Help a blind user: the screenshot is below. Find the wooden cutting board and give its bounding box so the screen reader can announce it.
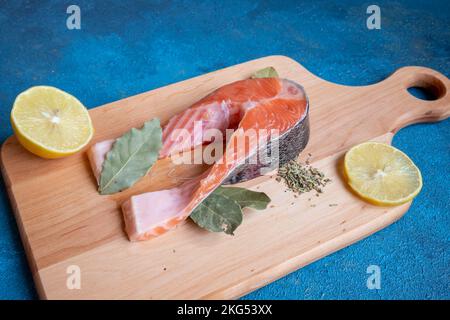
[1,56,449,299]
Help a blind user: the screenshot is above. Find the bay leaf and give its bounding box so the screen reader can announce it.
[190,193,243,235]
[251,66,279,79]
[99,119,162,195]
[214,186,271,210]
[190,186,271,235]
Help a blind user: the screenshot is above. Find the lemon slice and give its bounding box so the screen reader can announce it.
[344,142,422,206]
[11,86,93,159]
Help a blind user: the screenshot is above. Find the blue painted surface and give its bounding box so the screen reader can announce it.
[0,0,448,299]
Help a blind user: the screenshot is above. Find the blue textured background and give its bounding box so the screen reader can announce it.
[0,0,448,299]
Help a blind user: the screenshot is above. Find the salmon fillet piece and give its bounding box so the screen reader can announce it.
[114,78,309,241]
[88,78,284,182]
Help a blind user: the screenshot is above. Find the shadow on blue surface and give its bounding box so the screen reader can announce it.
[0,179,38,299]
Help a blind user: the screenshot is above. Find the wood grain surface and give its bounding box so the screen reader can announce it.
[1,56,449,299]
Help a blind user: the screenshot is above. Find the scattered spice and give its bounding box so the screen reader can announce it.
[329,203,338,207]
[277,160,331,195]
[305,153,313,165]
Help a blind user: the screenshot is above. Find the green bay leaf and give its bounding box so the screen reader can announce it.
[250,66,279,79]
[214,186,271,210]
[190,187,271,235]
[190,193,243,235]
[99,119,162,195]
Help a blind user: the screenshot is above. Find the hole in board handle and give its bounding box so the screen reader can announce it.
[406,74,446,101]
[407,87,438,101]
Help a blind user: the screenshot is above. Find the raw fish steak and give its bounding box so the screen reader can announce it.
[88,77,309,241]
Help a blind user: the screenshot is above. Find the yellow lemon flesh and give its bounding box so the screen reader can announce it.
[344,142,422,206]
[11,86,93,159]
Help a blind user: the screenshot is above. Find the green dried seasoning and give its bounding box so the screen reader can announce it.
[277,159,331,195]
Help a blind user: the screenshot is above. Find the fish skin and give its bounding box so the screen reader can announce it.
[223,114,310,184]
[223,81,309,184]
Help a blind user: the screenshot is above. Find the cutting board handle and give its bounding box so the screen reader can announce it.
[384,66,450,130]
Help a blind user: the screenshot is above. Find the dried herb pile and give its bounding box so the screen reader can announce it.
[276,160,331,195]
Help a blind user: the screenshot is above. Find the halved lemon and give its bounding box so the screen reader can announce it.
[344,142,422,206]
[11,86,93,159]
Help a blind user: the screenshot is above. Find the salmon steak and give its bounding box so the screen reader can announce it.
[87,77,309,241]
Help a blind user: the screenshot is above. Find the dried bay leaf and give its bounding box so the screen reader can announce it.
[251,66,279,79]
[214,186,271,210]
[190,193,243,235]
[190,186,271,235]
[99,119,162,195]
